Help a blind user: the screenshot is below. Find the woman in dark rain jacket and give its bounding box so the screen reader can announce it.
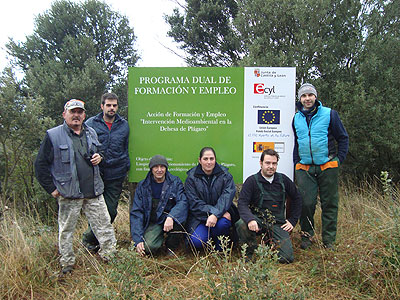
[185,147,237,250]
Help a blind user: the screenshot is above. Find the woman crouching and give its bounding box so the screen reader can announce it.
[185,147,237,251]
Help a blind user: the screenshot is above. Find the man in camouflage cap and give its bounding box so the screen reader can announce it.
[35,99,116,275]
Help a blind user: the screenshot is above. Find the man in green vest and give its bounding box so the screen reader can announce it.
[236,149,302,263]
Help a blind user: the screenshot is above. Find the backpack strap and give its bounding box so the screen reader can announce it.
[253,174,265,208]
[276,173,286,203]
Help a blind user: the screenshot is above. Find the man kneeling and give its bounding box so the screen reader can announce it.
[130,155,188,256]
[236,149,302,263]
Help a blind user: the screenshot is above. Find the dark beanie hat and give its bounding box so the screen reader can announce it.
[149,155,168,169]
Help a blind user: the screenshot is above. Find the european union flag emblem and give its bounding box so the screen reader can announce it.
[258,110,280,124]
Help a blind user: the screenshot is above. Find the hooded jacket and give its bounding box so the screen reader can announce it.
[185,163,237,233]
[130,170,188,245]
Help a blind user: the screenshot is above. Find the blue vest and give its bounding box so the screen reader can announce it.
[47,122,104,198]
[294,103,331,165]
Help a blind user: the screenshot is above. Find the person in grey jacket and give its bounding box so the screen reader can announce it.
[82,92,130,252]
[130,155,187,256]
[35,99,116,275]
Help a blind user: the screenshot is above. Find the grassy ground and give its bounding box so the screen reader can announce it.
[0,180,399,299]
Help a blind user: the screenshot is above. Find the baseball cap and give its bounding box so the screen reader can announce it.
[64,99,86,111]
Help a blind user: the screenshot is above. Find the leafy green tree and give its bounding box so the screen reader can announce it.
[167,0,400,180]
[337,0,400,179]
[167,0,362,82]
[236,0,362,85]
[7,0,138,120]
[0,68,54,201]
[166,0,242,66]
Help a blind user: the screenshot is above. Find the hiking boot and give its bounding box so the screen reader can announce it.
[83,242,100,254]
[61,265,74,275]
[165,248,178,258]
[300,238,312,250]
[244,254,254,263]
[243,250,255,263]
[323,243,335,251]
[278,257,292,264]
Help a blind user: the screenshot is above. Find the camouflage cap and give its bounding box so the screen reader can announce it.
[64,99,86,111]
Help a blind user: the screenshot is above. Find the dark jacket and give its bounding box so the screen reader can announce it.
[238,171,302,227]
[34,122,103,198]
[130,171,188,245]
[86,113,130,180]
[185,163,237,233]
[292,100,349,165]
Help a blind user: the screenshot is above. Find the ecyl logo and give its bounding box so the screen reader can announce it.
[254,83,275,95]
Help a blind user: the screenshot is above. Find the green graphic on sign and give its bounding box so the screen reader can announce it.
[128,67,244,183]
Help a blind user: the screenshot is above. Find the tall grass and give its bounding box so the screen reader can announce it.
[0,205,58,299]
[0,177,398,299]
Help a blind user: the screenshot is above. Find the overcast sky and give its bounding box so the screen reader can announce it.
[0,0,186,71]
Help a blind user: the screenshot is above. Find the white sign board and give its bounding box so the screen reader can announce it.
[243,67,296,180]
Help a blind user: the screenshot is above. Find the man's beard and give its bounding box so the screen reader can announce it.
[105,111,115,119]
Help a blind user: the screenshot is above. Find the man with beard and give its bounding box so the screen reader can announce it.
[236,149,302,263]
[293,83,348,250]
[82,92,130,252]
[35,99,116,275]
